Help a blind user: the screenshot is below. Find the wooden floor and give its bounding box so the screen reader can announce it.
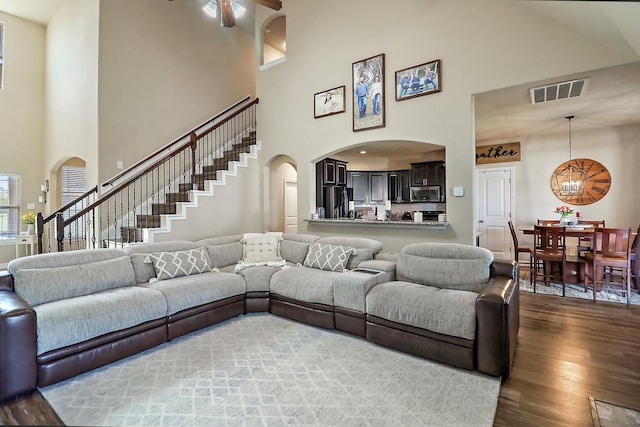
[1,290,639,426]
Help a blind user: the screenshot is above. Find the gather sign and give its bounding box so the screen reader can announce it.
[476,142,521,165]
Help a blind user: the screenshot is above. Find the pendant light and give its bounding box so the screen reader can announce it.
[554,115,586,196]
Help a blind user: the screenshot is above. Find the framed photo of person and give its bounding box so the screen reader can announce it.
[314,85,346,119]
[395,59,441,101]
[352,53,385,132]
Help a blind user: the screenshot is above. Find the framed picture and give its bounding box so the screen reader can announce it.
[314,85,346,119]
[352,53,385,132]
[395,59,441,101]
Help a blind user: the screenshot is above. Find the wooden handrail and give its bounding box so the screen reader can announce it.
[43,185,98,223]
[102,95,252,187]
[65,98,259,227]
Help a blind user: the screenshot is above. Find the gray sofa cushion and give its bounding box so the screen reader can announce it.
[142,271,245,316]
[123,241,201,284]
[366,281,478,340]
[270,266,341,305]
[315,236,383,269]
[206,242,244,269]
[303,242,354,272]
[196,235,243,247]
[397,242,493,293]
[238,265,282,292]
[11,255,136,307]
[144,248,213,280]
[280,233,319,264]
[35,286,167,355]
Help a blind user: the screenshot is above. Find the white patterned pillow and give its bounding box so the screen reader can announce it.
[303,242,354,272]
[241,235,283,263]
[144,248,213,280]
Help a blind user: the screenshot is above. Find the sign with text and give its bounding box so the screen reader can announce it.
[476,142,521,164]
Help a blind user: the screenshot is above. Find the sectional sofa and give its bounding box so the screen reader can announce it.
[0,232,519,402]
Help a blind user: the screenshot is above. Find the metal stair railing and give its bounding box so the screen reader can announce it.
[36,96,259,253]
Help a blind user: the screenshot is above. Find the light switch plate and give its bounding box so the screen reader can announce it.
[453,186,464,197]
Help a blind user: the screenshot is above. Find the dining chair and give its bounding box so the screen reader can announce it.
[584,227,632,305]
[533,225,567,295]
[576,219,605,257]
[629,225,639,291]
[508,220,534,285]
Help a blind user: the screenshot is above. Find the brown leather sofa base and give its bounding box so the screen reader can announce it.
[245,291,270,312]
[270,295,335,329]
[334,307,366,337]
[168,295,244,340]
[37,318,167,387]
[366,315,475,371]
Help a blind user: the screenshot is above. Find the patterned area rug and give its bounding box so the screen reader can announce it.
[589,397,640,427]
[40,314,500,426]
[519,275,640,305]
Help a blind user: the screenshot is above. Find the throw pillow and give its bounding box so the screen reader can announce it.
[303,242,354,272]
[241,235,283,263]
[144,247,213,280]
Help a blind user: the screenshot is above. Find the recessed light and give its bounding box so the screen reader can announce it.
[360,150,367,154]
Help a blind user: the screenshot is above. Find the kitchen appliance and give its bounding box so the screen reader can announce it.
[420,210,445,221]
[323,186,352,218]
[410,185,441,202]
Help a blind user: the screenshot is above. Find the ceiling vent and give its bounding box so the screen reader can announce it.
[529,78,589,104]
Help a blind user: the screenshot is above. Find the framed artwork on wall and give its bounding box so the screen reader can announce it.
[352,53,385,132]
[314,85,346,119]
[395,59,441,101]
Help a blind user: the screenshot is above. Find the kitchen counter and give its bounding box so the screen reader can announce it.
[306,218,448,229]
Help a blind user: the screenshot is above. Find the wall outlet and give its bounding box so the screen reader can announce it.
[569,248,576,256]
[27,203,36,209]
[116,160,124,169]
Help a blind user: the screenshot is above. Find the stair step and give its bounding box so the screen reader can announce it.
[120,226,143,243]
[202,164,227,174]
[165,192,190,204]
[136,214,161,228]
[152,203,177,215]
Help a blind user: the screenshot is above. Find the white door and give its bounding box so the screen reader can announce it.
[476,168,514,260]
[284,180,298,234]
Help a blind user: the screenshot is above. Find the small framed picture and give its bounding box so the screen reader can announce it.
[314,85,346,119]
[352,53,385,132]
[395,59,441,101]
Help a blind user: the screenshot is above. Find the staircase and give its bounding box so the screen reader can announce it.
[37,97,259,253]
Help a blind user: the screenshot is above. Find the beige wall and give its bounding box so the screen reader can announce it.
[97,0,256,183]
[255,0,636,251]
[0,12,45,263]
[44,0,99,212]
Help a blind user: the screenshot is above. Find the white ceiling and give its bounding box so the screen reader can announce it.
[1,0,639,149]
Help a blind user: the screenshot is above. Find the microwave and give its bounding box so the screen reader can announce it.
[410,186,441,202]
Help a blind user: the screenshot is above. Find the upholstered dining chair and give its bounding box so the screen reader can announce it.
[508,220,534,285]
[584,227,633,305]
[576,219,605,257]
[533,225,567,295]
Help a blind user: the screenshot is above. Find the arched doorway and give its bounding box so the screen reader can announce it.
[268,155,297,233]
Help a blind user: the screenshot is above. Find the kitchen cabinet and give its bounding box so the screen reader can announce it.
[316,158,348,206]
[388,170,411,203]
[348,171,388,204]
[336,162,347,185]
[410,161,445,187]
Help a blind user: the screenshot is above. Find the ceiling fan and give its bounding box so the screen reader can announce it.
[169,0,282,28]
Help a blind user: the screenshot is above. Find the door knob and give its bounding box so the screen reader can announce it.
[479,220,484,223]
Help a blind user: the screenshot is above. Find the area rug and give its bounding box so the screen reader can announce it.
[40,313,500,426]
[519,276,640,305]
[589,396,640,427]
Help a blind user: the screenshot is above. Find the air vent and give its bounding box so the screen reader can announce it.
[529,78,589,104]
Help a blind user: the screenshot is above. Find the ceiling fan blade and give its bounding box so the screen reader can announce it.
[253,0,282,11]
[220,0,235,27]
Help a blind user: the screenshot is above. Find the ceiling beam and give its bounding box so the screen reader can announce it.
[253,0,282,11]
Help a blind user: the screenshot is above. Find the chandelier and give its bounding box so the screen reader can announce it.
[554,115,586,196]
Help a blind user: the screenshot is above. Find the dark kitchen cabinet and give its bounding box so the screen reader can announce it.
[316,158,348,206]
[347,171,388,204]
[410,161,445,187]
[336,162,347,185]
[389,170,411,203]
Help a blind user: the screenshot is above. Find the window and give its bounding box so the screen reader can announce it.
[0,22,4,89]
[61,165,87,238]
[0,174,21,239]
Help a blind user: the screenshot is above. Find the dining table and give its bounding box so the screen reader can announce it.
[520,224,597,284]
